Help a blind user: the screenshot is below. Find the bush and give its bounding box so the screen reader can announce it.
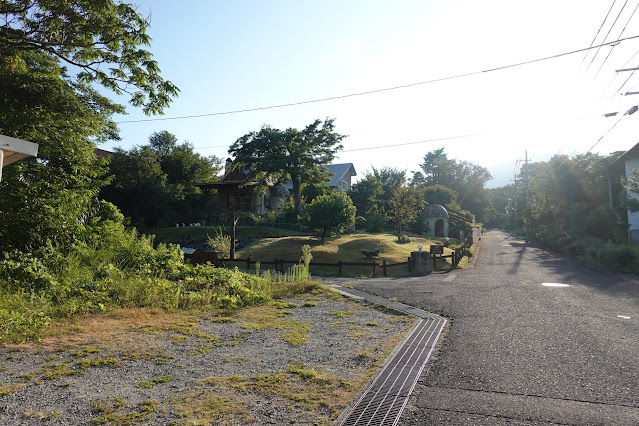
[360,248,381,258]
[396,235,411,244]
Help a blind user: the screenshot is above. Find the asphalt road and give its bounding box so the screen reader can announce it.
[331,230,639,425]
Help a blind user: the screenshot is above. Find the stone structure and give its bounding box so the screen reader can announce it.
[422,204,449,238]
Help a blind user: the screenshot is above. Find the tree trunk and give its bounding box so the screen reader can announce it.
[291,174,302,211]
[321,228,327,242]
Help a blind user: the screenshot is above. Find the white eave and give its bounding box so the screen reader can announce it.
[0,134,39,182]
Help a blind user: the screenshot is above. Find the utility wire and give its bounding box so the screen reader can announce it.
[594,1,639,78]
[579,0,618,71]
[340,133,485,153]
[117,34,639,124]
[585,0,630,74]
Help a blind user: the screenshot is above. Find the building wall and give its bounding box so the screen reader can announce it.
[625,159,639,235]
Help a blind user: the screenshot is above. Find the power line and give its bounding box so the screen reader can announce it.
[116,33,639,124]
[585,0,630,74]
[594,1,639,78]
[579,0,618,71]
[339,133,485,153]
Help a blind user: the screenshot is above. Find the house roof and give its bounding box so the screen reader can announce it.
[608,141,639,172]
[284,163,356,189]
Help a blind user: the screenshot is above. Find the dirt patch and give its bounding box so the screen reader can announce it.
[0,289,415,425]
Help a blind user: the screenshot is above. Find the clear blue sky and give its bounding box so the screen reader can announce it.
[102,0,639,187]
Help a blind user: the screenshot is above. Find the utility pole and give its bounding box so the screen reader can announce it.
[524,150,530,242]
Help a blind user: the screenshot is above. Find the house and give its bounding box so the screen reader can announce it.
[284,163,357,193]
[608,142,639,243]
[197,160,357,214]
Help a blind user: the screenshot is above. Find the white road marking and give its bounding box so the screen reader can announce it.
[617,315,632,319]
[444,274,456,282]
[542,283,570,287]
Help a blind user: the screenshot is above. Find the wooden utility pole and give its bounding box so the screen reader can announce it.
[524,151,530,242]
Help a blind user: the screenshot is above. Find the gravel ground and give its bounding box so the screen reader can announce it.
[0,288,415,425]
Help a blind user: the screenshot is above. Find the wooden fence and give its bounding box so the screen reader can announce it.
[218,255,409,277]
[184,242,472,276]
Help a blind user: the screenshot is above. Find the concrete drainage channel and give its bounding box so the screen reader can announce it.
[327,284,447,426]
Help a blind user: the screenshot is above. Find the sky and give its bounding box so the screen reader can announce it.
[101,0,639,188]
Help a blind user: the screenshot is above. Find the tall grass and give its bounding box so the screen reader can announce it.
[0,221,316,343]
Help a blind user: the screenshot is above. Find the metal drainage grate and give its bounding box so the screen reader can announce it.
[331,285,446,426]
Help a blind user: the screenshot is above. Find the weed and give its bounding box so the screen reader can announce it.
[330,310,352,318]
[72,347,101,358]
[0,384,20,395]
[0,366,7,372]
[137,375,171,389]
[78,356,121,369]
[302,301,316,307]
[40,362,81,380]
[366,322,379,327]
[91,398,159,425]
[223,355,247,364]
[174,389,252,425]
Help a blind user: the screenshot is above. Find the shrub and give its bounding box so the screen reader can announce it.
[396,235,411,244]
[360,248,381,258]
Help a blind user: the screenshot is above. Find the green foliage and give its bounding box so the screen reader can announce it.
[229,118,346,209]
[411,148,492,222]
[101,131,222,228]
[365,206,387,233]
[207,228,234,258]
[301,192,356,242]
[423,184,458,206]
[0,48,122,252]
[349,174,384,216]
[0,0,179,114]
[0,221,276,342]
[387,187,423,239]
[360,248,381,258]
[396,235,412,244]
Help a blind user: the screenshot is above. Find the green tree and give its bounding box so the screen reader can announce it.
[101,131,222,228]
[0,48,122,251]
[348,174,383,216]
[228,118,345,210]
[411,148,492,222]
[387,187,423,240]
[0,0,179,114]
[302,192,356,242]
[422,184,458,207]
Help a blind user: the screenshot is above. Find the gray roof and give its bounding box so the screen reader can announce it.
[285,163,356,189]
[423,204,449,218]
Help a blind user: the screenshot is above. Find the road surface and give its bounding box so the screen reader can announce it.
[333,230,639,425]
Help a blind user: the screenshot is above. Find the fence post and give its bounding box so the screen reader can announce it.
[247,254,252,270]
[280,259,285,273]
[274,258,278,273]
[383,259,387,277]
[373,261,377,278]
[408,256,412,272]
[338,260,342,275]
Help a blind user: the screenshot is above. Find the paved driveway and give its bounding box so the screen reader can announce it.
[330,230,639,425]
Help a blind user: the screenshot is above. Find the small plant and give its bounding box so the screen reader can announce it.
[206,227,234,258]
[302,302,316,308]
[330,310,352,318]
[396,235,411,244]
[366,322,379,327]
[360,248,380,258]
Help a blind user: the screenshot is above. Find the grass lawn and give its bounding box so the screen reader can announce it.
[235,233,457,277]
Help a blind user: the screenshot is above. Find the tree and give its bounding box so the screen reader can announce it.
[101,131,222,228]
[302,192,356,242]
[228,118,345,210]
[411,148,492,221]
[387,187,423,240]
[0,48,122,251]
[349,174,383,216]
[422,184,458,207]
[0,0,178,114]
